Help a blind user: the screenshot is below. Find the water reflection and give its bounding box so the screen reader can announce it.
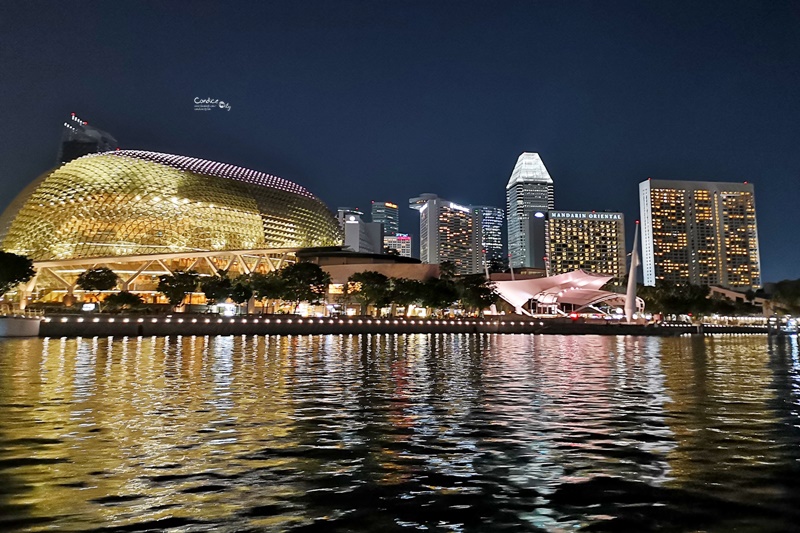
[0,334,798,531]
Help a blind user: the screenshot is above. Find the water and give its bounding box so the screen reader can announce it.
[0,333,798,532]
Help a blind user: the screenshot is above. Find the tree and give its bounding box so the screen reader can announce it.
[772,279,800,314]
[250,271,286,314]
[76,267,119,311]
[420,277,459,317]
[103,291,144,312]
[348,271,392,315]
[157,270,200,310]
[390,278,424,316]
[230,276,254,306]
[438,260,458,280]
[0,251,35,300]
[457,274,497,315]
[279,262,331,312]
[200,272,233,305]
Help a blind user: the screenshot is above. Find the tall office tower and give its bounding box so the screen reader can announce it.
[639,179,761,289]
[506,152,554,269]
[59,113,118,164]
[383,233,413,257]
[409,193,480,275]
[472,206,505,269]
[371,201,399,235]
[545,211,626,278]
[339,209,383,254]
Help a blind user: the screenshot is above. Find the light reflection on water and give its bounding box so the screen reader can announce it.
[0,333,799,532]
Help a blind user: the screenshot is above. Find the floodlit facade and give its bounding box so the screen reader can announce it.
[546,211,626,278]
[472,205,504,268]
[639,179,761,289]
[409,193,479,275]
[0,150,342,301]
[506,152,554,269]
[383,233,413,257]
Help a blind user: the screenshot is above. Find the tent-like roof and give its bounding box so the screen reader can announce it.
[494,269,643,314]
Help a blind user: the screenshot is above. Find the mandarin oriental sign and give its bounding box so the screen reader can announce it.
[549,211,622,220]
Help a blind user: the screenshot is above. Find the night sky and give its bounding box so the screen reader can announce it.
[2,1,799,282]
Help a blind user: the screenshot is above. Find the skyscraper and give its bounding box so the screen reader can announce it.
[545,211,626,278]
[639,179,761,289]
[472,206,505,269]
[410,193,479,275]
[59,113,118,164]
[506,152,554,269]
[371,201,399,236]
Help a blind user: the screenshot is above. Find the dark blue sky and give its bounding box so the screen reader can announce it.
[2,0,799,282]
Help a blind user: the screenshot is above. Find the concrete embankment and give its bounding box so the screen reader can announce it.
[37,314,768,338]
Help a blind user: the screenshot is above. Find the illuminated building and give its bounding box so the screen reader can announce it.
[409,193,479,275]
[472,205,504,268]
[59,113,117,164]
[371,201,399,236]
[639,179,761,289]
[506,152,554,269]
[340,210,383,254]
[383,233,413,257]
[0,150,342,302]
[546,210,626,278]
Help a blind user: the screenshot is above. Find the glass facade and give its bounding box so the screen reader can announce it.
[371,201,399,236]
[639,179,761,289]
[506,153,554,269]
[472,206,505,268]
[0,151,342,262]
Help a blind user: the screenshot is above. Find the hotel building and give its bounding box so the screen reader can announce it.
[409,193,479,275]
[545,210,626,278]
[506,153,554,269]
[639,179,761,289]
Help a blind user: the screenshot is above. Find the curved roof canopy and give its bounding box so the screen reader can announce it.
[494,270,644,314]
[0,151,342,261]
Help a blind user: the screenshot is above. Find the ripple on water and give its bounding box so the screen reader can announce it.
[0,334,799,531]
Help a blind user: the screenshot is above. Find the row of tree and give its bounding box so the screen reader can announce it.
[72,261,498,316]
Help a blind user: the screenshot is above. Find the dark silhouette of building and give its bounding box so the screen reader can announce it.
[59,113,118,164]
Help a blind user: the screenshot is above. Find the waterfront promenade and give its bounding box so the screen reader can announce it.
[38,314,767,337]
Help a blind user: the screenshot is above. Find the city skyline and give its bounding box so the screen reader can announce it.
[2,1,799,282]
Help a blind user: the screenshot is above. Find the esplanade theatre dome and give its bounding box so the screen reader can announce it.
[0,150,342,261]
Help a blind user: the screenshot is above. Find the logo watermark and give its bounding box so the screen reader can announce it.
[194,97,232,111]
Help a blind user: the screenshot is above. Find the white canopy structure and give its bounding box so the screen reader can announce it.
[493,269,645,317]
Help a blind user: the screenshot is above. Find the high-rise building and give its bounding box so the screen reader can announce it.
[409,193,480,275]
[639,179,761,289]
[59,113,118,164]
[545,211,626,278]
[472,206,505,269]
[338,208,383,254]
[371,201,399,236]
[506,153,554,269]
[383,233,413,257]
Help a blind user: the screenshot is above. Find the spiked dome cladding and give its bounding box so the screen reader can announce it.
[0,151,342,261]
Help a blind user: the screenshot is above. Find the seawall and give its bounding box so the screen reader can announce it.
[37,314,768,338]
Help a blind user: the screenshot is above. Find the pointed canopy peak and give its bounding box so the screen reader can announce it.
[507,152,553,189]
